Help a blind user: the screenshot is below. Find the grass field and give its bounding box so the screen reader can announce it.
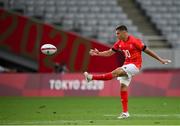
[0,97,180,125]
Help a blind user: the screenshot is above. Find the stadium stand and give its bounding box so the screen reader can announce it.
[117,0,171,48]
[136,0,180,48]
[0,0,179,47]
[1,0,141,44]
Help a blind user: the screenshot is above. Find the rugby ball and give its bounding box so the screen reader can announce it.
[41,44,57,55]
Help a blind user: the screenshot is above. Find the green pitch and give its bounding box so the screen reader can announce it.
[0,97,179,125]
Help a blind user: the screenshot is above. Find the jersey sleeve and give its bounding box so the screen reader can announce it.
[112,42,119,52]
[134,38,146,51]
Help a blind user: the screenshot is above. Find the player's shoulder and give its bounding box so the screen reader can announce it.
[114,40,121,45]
[130,35,142,43]
[129,35,140,40]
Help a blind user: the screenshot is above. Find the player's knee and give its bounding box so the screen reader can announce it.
[121,84,128,91]
[112,72,119,77]
[117,68,126,76]
[112,68,126,77]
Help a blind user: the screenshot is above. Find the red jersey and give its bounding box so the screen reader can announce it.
[112,35,145,69]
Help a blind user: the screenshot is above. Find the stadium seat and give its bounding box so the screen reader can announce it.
[136,0,180,47]
[3,0,141,44]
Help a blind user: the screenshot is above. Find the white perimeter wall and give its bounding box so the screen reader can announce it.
[142,49,180,69]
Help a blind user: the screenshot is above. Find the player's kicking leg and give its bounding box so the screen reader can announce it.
[84,67,127,82]
[84,67,130,119]
[84,64,140,119]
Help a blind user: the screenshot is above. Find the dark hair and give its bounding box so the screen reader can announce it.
[115,25,128,32]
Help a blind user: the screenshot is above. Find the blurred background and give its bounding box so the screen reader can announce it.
[0,0,180,96]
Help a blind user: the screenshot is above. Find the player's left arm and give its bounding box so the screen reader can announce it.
[134,38,171,64]
[143,47,171,64]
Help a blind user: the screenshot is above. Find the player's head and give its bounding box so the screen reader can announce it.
[115,25,128,41]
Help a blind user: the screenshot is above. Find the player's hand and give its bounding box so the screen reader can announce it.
[160,59,172,64]
[89,48,99,56]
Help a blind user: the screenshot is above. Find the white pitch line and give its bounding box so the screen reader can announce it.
[2,114,180,125]
[104,114,180,118]
[3,119,93,125]
[103,114,118,117]
[133,114,180,117]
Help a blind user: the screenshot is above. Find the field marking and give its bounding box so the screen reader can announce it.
[2,120,93,125]
[2,114,180,125]
[133,114,180,117]
[104,114,180,118]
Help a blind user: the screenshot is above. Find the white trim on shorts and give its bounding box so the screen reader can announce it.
[117,64,140,86]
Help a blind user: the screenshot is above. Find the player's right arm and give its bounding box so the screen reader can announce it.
[89,48,115,57]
